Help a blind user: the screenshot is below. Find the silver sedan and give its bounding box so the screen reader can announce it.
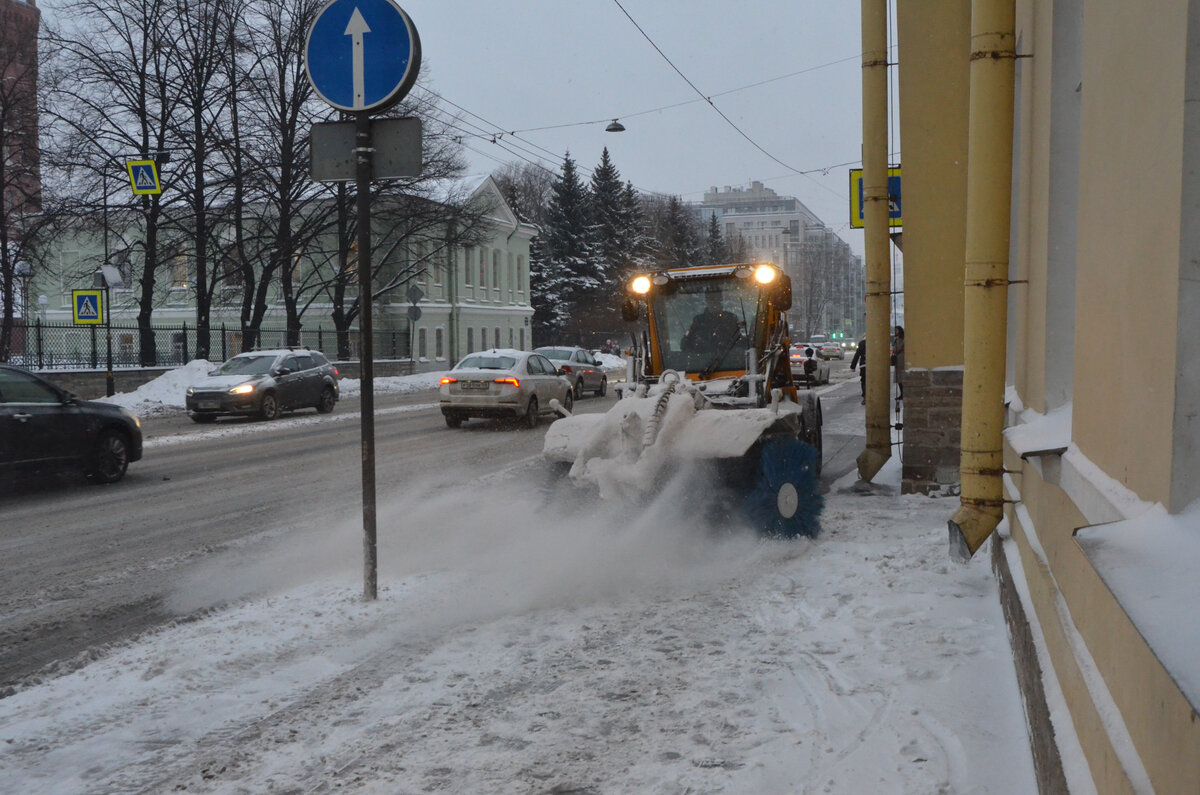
[534,346,608,399]
[440,349,574,428]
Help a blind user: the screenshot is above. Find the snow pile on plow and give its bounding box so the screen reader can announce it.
[545,381,823,537]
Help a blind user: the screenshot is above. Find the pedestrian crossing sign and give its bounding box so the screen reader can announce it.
[126,160,162,195]
[73,289,105,325]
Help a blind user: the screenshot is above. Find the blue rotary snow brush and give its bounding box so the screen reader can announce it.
[740,437,824,538]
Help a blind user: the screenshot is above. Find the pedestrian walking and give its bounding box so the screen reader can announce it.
[850,335,867,404]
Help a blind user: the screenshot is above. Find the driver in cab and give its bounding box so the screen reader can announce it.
[682,289,739,354]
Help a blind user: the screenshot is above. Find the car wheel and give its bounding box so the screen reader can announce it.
[523,396,539,429]
[561,389,574,414]
[444,412,464,428]
[573,379,584,400]
[89,429,129,484]
[259,392,281,421]
[316,386,337,414]
[191,414,217,424]
[596,376,607,397]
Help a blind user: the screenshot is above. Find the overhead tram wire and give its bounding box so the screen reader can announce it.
[419,85,564,163]
[418,73,888,202]
[420,98,558,166]
[609,0,839,200]
[419,84,674,196]
[484,51,867,136]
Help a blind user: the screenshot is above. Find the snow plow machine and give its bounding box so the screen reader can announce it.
[544,262,824,538]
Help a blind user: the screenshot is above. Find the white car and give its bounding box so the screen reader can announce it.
[439,349,574,429]
[789,343,830,386]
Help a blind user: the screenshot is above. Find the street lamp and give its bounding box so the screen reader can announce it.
[93,264,123,396]
[605,119,626,132]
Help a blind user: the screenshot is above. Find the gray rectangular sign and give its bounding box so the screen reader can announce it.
[310,117,422,182]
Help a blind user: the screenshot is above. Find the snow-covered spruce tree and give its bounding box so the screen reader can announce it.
[586,147,631,327]
[703,211,728,267]
[533,152,598,345]
[623,180,655,274]
[652,194,702,270]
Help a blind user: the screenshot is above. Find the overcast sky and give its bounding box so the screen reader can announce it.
[400,0,870,256]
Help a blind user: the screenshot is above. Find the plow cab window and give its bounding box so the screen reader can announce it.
[654,280,761,374]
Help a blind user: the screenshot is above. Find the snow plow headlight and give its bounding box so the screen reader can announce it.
[754,265,778,284]
[630,275,652,294]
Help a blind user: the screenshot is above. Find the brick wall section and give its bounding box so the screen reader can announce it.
[901,369,963,494]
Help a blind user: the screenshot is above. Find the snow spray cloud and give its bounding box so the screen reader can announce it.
[165,457,804,622]
[371,459,782,620]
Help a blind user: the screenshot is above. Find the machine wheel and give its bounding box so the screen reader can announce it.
[596,376,607,397]
[88,430,130,484]
[797,393,824,477]
[523,396,539,429]
[741,438,823,538]
[444,412,464,428]
[316,386,337,414]
[259,392,281,421]
[561,389,574,414]
[573,379,584,400]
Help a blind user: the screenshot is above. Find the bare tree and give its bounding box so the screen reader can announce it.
[297,91,497,359]
[163,0,244,359]
[230,0,326,348]
[43,0,189,365]
[792,227,834,339]
[491,160,554,228]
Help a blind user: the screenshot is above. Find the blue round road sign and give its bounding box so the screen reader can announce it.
[305,0,421,113]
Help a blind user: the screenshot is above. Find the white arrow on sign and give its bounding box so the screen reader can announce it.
[344,8,371,109]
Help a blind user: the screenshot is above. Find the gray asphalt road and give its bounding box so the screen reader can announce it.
[0,377,864,694]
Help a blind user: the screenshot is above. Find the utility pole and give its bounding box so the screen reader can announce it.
[857,0,893,481]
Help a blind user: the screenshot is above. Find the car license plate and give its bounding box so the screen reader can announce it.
[461,381,489,390]
[199,400,219,409]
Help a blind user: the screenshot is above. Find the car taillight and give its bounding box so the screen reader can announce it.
[440,377,457,384]
[333,366,339,376]
[494,377,519,387]
[560,365,573,373]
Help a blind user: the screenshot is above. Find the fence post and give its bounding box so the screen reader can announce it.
[318,326,323,353]
[90,325,98,369]
[221,323,226,361]
[36,318,43,369]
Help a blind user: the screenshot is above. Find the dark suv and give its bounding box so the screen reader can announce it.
[185,349,339,423]
[0,364,143,484]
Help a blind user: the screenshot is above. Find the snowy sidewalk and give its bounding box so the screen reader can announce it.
[0,448,1037,793]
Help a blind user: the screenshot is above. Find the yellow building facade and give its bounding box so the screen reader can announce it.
[896,1,1200,791]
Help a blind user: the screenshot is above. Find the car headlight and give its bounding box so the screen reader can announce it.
[186,387,194,396]
[230,383,255,395]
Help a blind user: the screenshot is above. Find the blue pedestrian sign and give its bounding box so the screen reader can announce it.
[305,0,421,114]
[126,160,162,195]
[72,289,104,325]
[849,167,901,229]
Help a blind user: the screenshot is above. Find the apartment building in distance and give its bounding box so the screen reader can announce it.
[693,182,864,341]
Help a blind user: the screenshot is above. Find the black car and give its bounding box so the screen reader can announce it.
[0,364,143,484]
[185,348,339,422]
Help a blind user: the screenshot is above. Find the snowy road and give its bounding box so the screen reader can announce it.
[0,377,1036,793]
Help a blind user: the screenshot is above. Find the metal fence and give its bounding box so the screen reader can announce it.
[1,320,414,370]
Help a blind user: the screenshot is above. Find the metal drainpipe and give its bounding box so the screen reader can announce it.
[856,0,892,481]
[949,0,1017,560]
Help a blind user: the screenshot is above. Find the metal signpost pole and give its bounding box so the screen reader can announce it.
[306,0,421,601]
[355,110,378,601]
[105,282,113,396]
